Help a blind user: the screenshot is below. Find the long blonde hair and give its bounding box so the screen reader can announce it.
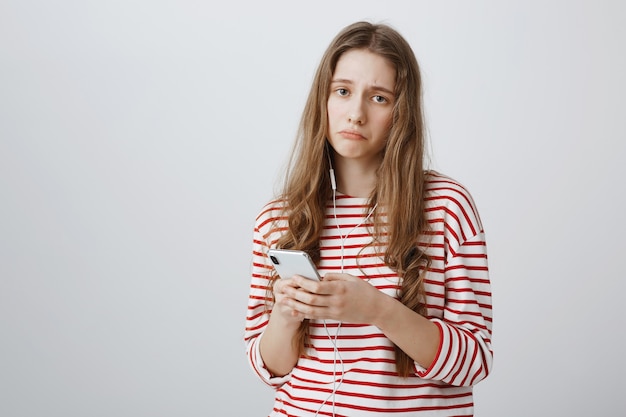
[271,21,430,378]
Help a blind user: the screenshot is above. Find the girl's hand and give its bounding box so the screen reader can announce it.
[271,276,310,325]
[284,273,386,324]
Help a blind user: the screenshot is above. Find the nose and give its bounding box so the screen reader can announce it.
[348,99,365,125]
[348,113,363,125]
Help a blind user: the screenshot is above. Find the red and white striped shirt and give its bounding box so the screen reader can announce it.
[244,172,493,416]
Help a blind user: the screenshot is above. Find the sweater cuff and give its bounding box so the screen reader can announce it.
[250,332,292,388]
[414,320,445,377]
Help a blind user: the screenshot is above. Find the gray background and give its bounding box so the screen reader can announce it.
[1,1,624,416]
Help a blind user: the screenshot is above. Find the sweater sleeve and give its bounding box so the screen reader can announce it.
[414,231,493,386]
[243,206,292,388]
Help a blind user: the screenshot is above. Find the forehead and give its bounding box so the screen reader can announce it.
[332,49,396,89]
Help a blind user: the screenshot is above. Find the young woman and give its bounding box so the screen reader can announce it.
[244,21,493,416]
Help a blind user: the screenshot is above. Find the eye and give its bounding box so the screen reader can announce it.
[336,88,349,96]
[373,95,388,104]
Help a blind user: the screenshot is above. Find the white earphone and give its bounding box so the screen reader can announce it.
[326,143,337,191]
[317,143,377,417]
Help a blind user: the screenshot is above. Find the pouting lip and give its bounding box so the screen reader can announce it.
[338,129,366,140]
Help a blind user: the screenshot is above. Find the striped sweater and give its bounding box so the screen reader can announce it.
[244,172,493,416]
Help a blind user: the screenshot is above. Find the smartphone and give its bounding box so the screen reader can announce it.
[267,249,321,281]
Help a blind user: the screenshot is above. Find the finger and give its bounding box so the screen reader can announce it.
[273,280,289,295]
[273,295,308,322]
[288,297,327,318]
[274,277,300,293]
[323,273,358,282]
[291,275,324,293]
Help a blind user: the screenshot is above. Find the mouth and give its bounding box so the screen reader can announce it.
[339,130,366,140]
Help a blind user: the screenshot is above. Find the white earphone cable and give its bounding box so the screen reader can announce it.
[315,178,377,417]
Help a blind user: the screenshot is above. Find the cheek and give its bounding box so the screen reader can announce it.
[374,112,394,134]
[326,100,341,121]
[326,101,339,137]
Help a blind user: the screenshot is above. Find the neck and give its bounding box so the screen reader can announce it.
[333,156,380,198]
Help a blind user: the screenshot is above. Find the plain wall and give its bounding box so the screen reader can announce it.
[1,1,625,415]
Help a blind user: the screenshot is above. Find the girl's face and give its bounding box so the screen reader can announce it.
[327,49,396,166]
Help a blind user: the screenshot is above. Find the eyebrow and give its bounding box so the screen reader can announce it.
[330,78,395,96]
